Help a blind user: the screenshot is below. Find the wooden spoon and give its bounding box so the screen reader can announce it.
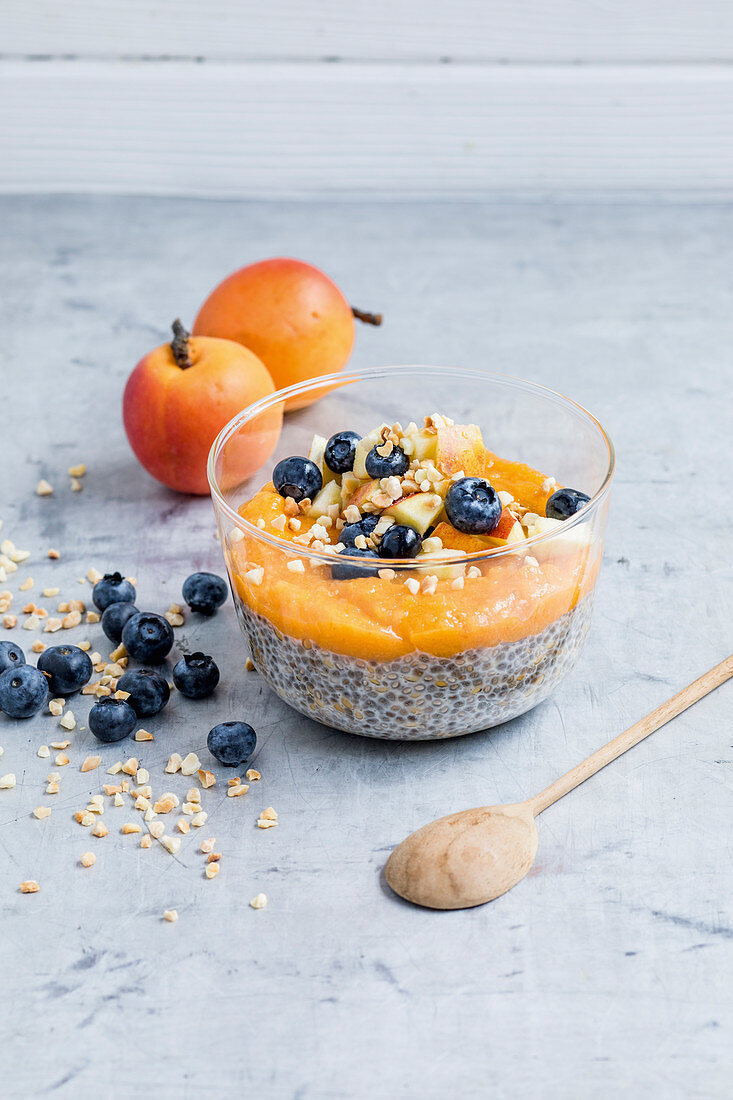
[385,655,733,910]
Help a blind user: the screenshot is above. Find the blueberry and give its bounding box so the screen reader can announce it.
[182,572,228,616]
[207,721,257,767]
[272,457,322,502]
[0,665,47,718]
[121,612,174,663]
[546,487,590,520]
[36,645,93,696]
[92,572,136,612]
[101,601,139,643]
[116,668,170,717]
[324,430,361,474]
[0,640,25,675]
[172,652,220,699]
[378,524,422,559]
[444,477,502,535]
[365,444,409,479]
[340,514,379,548]
[88,697,137,743]
[331,548,380,581]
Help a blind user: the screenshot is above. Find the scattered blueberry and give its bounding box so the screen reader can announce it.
[324,430,361,474]
[340,514,379,548]
[365,444,409,479]
[445,477,502,535]
[116,668,170,717]
[92,571,136,612]
[182,572,228,616]
[0,665,48,718]
[272,456,322,502]
[331,547,380,581]
[101,601,139,643]
[88,697,137,743]
[0,640,25,676]
[37,645,93,696]
[172,652,220,699]
[121,612,174,663]
[207,721,257,767]
[378,524,422,559]
[546,487,590,520]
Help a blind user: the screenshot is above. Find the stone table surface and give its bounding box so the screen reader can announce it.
[0,196,731,1099]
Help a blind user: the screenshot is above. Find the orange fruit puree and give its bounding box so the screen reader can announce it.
[230,456,598,662]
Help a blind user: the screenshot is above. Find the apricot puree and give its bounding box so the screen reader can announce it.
[230,452,598,662]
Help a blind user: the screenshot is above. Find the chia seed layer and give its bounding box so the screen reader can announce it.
[235,595,594,740]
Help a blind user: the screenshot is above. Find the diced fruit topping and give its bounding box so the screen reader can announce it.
[384,493,443,535]
[444,477,502,535]
[272,457,322,502]
[121,612,174,663]
[207,721,257,767]
[331,548,380,581]
[0,664,47,718]
[182,572,228,615]
[545,487,590,520]
[88,697,137,743]
[172,653,220,699]
[0,640,25,675]
[325,430,361,474]
[307,481,341,518]
[378,525,422,559]
[101,601,139,643]
[365,444,409,479]
[92,572,136,612]
[116,668,170,716]
[36,645,93,696]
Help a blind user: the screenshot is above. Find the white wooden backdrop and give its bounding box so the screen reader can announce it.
[3,1,733,197]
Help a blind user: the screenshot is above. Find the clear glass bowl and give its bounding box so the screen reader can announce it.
[208,367,614,740]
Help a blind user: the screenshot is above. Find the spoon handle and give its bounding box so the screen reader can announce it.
[528,655,733,817]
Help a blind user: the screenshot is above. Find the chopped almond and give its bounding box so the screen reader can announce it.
[80,755,100,773]
[80,852,96,868]
[20,881,40,893]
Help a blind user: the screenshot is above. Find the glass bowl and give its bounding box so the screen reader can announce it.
[208,366,614,740]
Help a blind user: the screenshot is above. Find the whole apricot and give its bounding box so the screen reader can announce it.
[123,321,282,495]
[193,258,381,411]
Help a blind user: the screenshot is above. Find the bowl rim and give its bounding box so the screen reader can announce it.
[207,365,615,566]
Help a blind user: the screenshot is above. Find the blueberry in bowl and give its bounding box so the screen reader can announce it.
[365,443,409,479]
[378,524,422,559]
[92,572,136,612]
[116,668,170,717]
[0,664,48,718]
[37,645,93,695]
[444,477,502,535]
[121,612,174,663]
[272,456,322,502]
[182,572,228,616]
[172,653,220,699]
[546,487,591,520]
[325,430,361,474]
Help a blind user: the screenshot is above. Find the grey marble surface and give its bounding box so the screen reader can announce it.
[0,196,731,1099]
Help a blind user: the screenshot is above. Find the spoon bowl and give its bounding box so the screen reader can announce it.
[385,803,538,910]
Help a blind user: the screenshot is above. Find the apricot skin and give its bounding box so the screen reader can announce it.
[123,334,280,495]
[192,258,355,411]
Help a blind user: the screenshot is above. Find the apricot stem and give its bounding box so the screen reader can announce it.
[170,319,193,369]
[351,307,383,326]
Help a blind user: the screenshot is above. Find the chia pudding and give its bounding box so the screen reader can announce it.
[237,594,594,740]
[226,412,603,740]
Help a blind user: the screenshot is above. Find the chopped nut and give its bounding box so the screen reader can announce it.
[403,578,420,596]
[23,615,40,631]
[199,837,216,854]
[198,769,216,788]
[19,576,33,592]
[20,881,40,893]
[68,463,87,478]
[466,566,482,579]
[205,863,220,880]
[121,823,141,834]
[245,657,256,671]
[163,908,178,922]
[180,752,200,776]
[206,851,222,863]
[227,777,241,787]
[450,576,465,590]
[140,834,152,848]
[33,806,51,820]
[36,479,53,496]
[134,728,154,742]
[47,548,60,559]
[80,851,96,867]
[62,610,82,629]
[148,821,165,840]
[55,753,70,766]
[270,513,287,532]
[377,568,396,581]
[161,835,181,856]
[250,893,268,909]
[107,761,122,775]
[164,611,184,627]
[165,753,182,774]
[37,745,50,759]
[44,617,63,633]
[286,558,305,574]
[257,818,278,829]
[244,567,264,586]
[46,781,60,794]
[245,769,261,781]
[121,757,138,776]
[186,787,201,803]
[136,768,149,785]
[190,811,208,828]
[153,795,177,814]
[74,811,93,825]
[227,783,249,798]
[177,820,190,834]
[31,640,46,653]
[86,610,100,624]
[59,711,76,731]
[87,567,103,584]
[113,792,124,807]
[91,821,108,838]
[80,755,100,773]
[2,615,16,629]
